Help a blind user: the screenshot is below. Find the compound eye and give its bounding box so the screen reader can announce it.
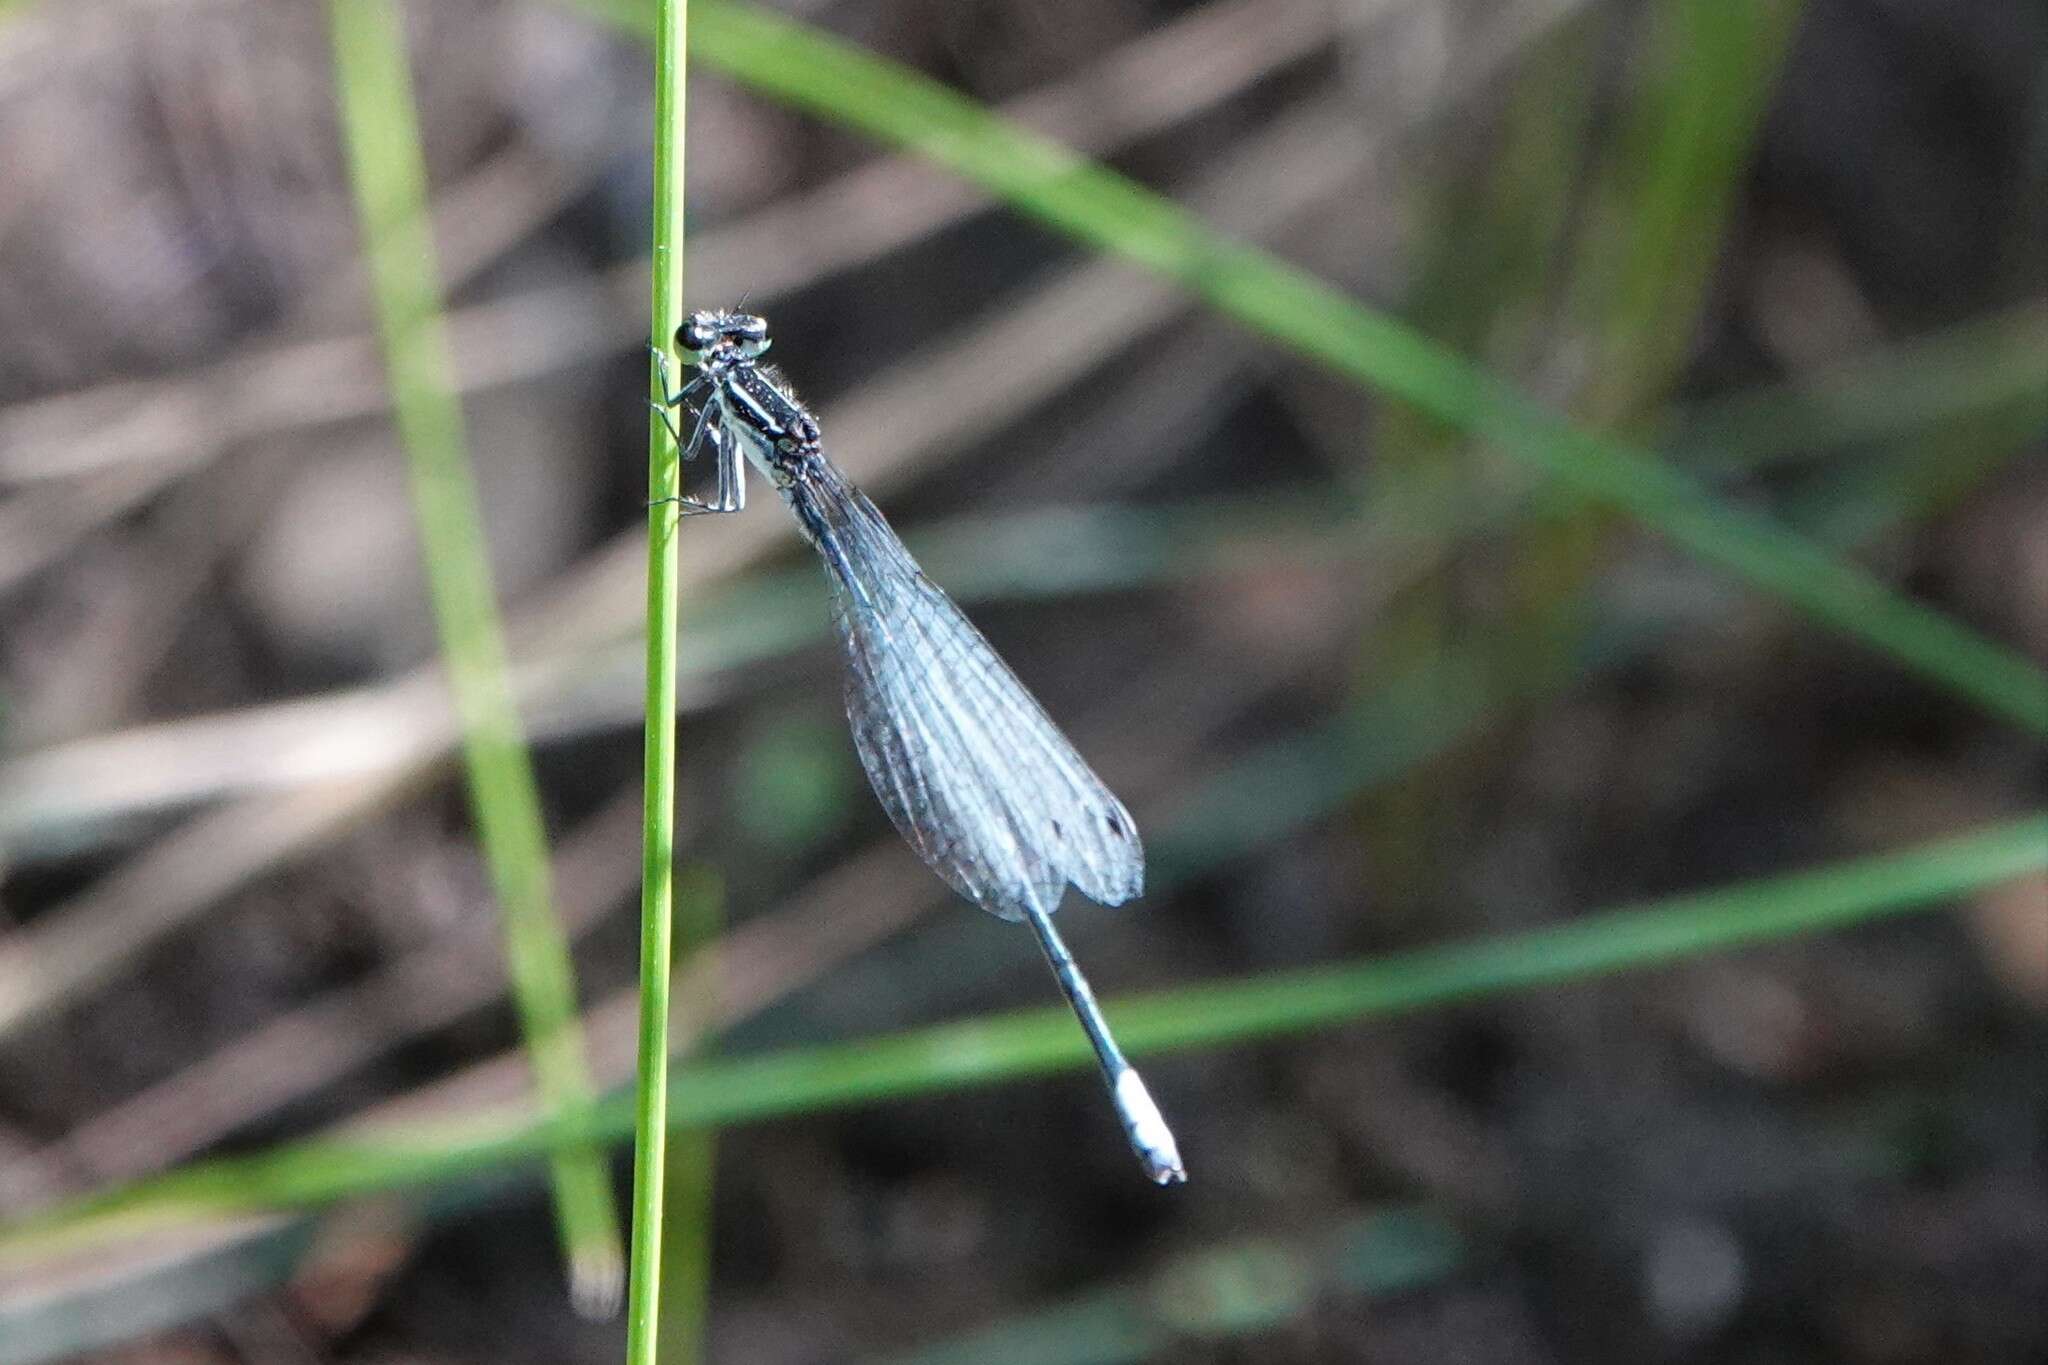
[677,320,711,352]
[736,315,768,341]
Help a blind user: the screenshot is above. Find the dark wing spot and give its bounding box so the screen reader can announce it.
[1051,820,1064,838]
[1105,812,1126,838]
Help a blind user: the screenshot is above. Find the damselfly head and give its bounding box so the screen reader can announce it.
[679,309,770,359]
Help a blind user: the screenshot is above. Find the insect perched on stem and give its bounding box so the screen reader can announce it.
[652,309,1184,1185]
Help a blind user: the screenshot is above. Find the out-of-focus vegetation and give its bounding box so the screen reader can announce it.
[0,1,2042,1362]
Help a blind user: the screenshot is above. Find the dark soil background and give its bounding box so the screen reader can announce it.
[0,1,2043,1362]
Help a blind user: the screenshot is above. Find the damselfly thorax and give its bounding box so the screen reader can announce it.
[650,309,1183,1184]
[650,309,818,511]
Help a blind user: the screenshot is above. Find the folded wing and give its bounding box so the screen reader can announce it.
[801,459,1144,923]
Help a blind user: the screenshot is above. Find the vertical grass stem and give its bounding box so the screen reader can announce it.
[629,0,689,1360]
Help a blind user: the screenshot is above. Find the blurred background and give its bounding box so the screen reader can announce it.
[1,0,2044,1360]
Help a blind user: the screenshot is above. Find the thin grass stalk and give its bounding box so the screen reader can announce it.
[657,865,724,1365]
[629,0,690,1359]
[324,0,621,1313]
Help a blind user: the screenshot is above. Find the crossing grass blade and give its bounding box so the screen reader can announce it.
[6,812,2041,1260]
[655,0,2045,735]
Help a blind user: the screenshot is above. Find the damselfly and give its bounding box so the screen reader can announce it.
[652,309,1184,1185]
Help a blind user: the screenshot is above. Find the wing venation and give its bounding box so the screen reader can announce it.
[805,463,1143,923]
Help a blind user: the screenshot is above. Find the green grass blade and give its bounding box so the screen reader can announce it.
[1669,303,2048,472]
[630,0,690,1359]
[1359,0,1805,906]
[673,0,2044,735]
[9,813,2040,1256]
[885,1205,1463,1365]
[550,0,2034,507]
[1570,0,1806,423]
[1792,390,2048,548]
[324,0,621,1314]
[8,434,2025,1268]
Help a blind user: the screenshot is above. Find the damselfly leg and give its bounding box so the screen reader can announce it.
[647,346,743,514]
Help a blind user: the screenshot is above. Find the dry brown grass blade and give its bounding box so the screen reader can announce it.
[0,91,1381,855]
[6,787,648,1199]
[0,0,1337,496]
[1,564,1347,1265]
[0,774,420,1041]
[0,0,1588,1049]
